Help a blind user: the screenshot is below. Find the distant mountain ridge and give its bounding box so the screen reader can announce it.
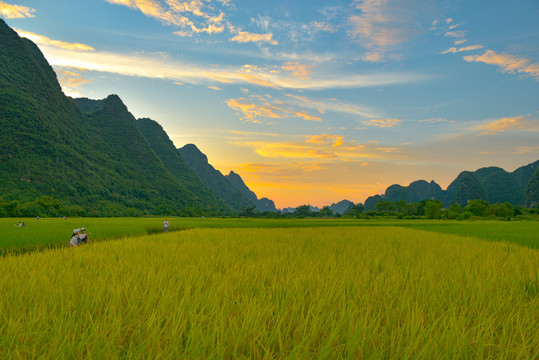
[363,160,539,210]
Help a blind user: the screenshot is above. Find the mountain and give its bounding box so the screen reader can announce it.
[0,19,227,216]
[512,160,539,190]
[178,144,253,211]
[225,171,276,212]
[364,195,384,211]
[447,171,489,207]
[525,167,539,208]
[328,200,354,215]
[134,117,230,212]
[362,160,539,209]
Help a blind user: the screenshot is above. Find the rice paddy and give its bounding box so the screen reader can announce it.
[0,224,538,359]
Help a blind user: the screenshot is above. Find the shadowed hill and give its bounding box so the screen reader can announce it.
[225,171,276,212]
[0,19,227,216]
[178,144,253,211]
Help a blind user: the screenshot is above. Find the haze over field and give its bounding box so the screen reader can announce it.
[2,0,538,208]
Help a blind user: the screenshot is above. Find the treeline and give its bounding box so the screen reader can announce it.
[239,200,539,220]
[0,196,225,218]
[3,196,538,220]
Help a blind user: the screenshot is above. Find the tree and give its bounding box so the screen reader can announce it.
[375,201,395,214]
[424,200,443,219]
[239,206,256,217]
[344,203,365,217]
[319,206,333,217]
[443,202,462,219]
[486,202,513,218]
[464,199,490,217]
[294,205,312,217]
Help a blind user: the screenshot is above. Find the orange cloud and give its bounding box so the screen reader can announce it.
[236,73,279,88]
[305,134,344,147]
[0,1,34,18]
[282,62,312,80]
[107,0,226,37]
[15,29,94,51]
[291,111,322,122]
[226,96,322,123]
[53,68,92,97]
[476,116,529,135]
[230,31,278,45]
[513,146,539,154]
[231,137,400,162]
[464,50,539,80]
[226,99,282,123]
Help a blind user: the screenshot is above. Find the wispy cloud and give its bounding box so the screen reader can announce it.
[348,0,429,62]
[0,1,34,18]
[444,30,466,39]
[436,16,539,81]
[226,95,322,124]
[463,50,539,80]
[286,94,379,119]
[105,0,277,45]
[441,45,483,54]
[230,136,402,162]
[230,31,278,45]
[476,115,539,135]
[418,118,456,124]
[359,118,401,128]
[15,29,95,51]
[282,62,312,80]
[513,146,539,155]
[226,91,384,124]
[55,67,92,97]
[32,39,428,90]
[305,134,344,147]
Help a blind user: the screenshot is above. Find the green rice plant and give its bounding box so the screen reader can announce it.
[0,227,537,358]
[2,218,538,255]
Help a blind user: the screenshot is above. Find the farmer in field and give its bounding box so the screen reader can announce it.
[164,219,169,233]
[78,228,91,244]
[70,229,81,247]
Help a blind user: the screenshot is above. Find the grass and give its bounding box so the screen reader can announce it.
[0,226,537,358]
[1,217,538,255]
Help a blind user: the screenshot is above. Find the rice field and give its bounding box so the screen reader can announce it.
[1,226,538,359]
[2,217,538,255]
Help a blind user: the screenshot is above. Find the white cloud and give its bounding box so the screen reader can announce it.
[15,29,94,51]
[35,43,430,90]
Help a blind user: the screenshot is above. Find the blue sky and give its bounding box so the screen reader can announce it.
[2,0,539,208]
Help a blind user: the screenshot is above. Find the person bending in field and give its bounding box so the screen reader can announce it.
[78,228,91,244]
[70,229,81,247]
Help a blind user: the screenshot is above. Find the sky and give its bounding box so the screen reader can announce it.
[1,0,539,209]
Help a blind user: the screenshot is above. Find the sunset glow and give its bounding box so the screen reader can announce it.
[3,0,538,208]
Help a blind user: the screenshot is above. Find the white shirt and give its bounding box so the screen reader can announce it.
[70,235,79,246]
